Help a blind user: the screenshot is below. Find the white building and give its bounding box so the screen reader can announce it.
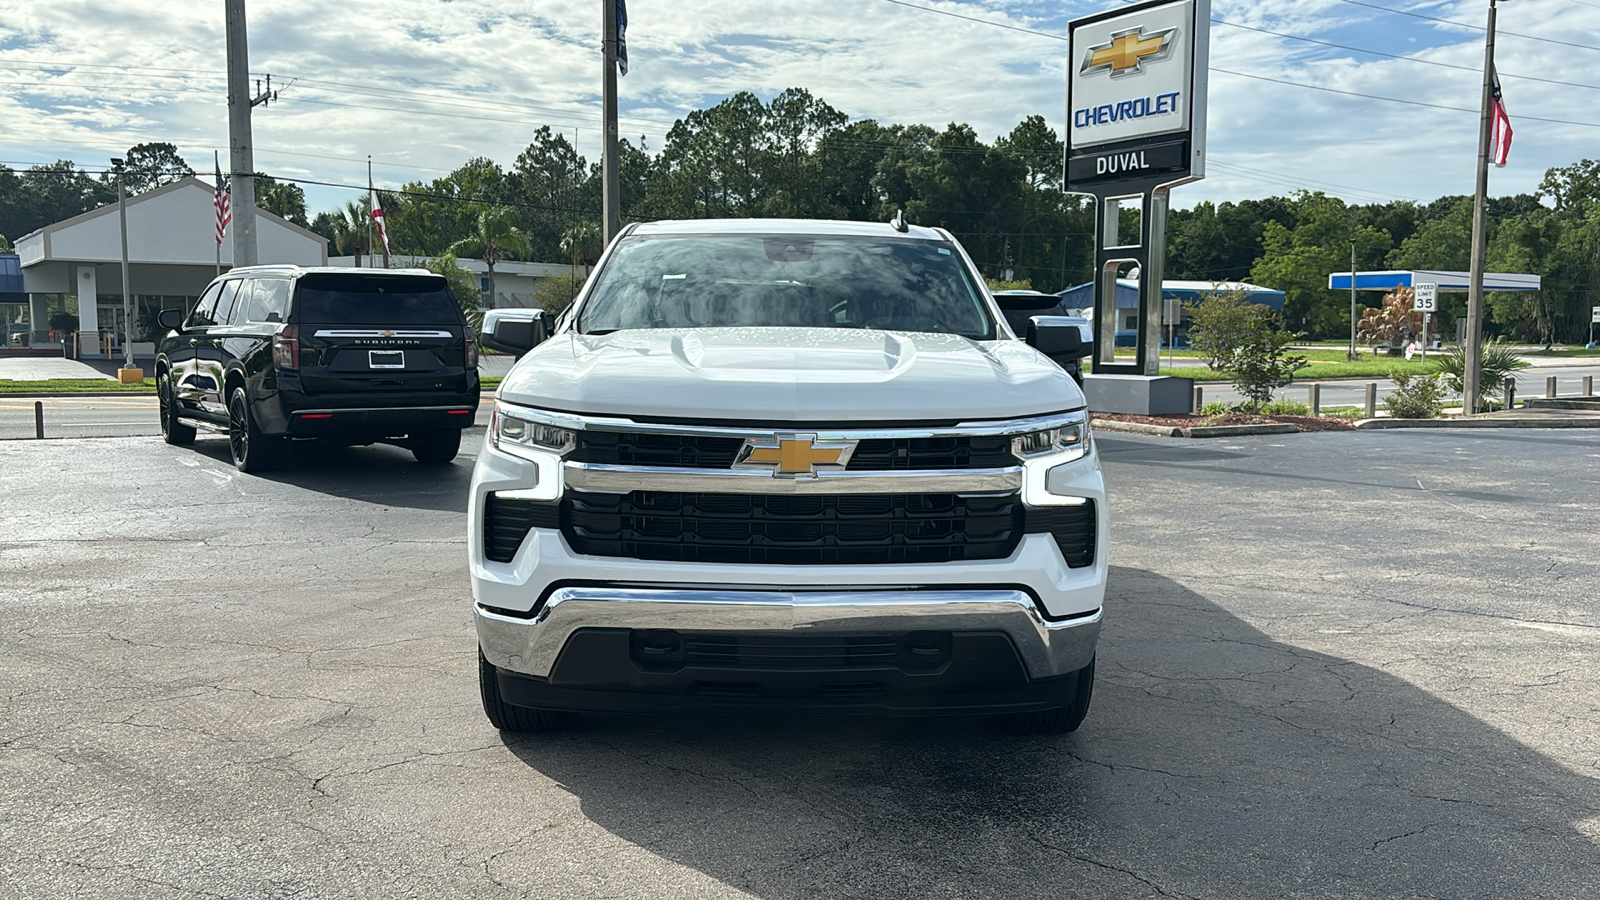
[327,254,587,309]
[10,176,326,356]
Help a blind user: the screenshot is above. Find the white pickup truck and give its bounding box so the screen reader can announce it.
[468,218,1108,734]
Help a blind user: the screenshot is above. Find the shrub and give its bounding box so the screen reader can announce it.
[533,274,589,317]
[1229,312,1308,412]
[1433,337,1530,401]
[1184,289,1256,371]
[1261,399,1309,416]
[1198,401,1231,416]
[1383,371,1445,418]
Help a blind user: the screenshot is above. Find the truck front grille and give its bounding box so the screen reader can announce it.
[562,489,1022,565]
[569,433,1016,471]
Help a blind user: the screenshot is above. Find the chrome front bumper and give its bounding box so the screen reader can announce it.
[476,586,1101,681]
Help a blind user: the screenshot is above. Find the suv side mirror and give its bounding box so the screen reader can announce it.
[157,308,185,332]
[1026,316,1090,362]
[481,309,548,357]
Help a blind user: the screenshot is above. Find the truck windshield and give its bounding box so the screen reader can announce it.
[293,273,462,325]
[578,235,996,339]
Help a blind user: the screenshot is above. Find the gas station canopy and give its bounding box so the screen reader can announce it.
[1327,270,1540,292]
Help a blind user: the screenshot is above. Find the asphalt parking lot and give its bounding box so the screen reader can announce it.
[2,428,1597,898]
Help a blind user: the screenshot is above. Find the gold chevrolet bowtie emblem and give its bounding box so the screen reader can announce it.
[735,434,857,478]
[1083,27,1175,77]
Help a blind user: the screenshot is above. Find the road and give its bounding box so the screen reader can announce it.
[0,394,496,440]
[3,429,1596,898]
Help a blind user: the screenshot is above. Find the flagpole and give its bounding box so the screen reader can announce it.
[366,155,376,269]
[1464,0,1498,415]
[602,0,621,244]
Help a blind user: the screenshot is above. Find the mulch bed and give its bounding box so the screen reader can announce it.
[1093,412,1356,433]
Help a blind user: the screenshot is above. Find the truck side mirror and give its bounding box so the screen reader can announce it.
[1026,317,1090,362]
[480,309,548,358]
[157,308,185,332]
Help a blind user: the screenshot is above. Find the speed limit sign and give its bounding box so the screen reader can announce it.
[1413,282,1438,312]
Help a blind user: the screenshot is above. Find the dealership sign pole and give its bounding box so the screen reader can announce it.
[1067,0,1209,380]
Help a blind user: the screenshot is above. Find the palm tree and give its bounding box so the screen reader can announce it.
[331,200,371,266]
[559,221,601,273]
[448,206,532,308]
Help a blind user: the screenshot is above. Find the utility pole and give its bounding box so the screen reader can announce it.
[601,0,621,244]
[113,157,134,372]
[1349,238,1358,360]
[1465,0,1499,415]
[225,0,258,268]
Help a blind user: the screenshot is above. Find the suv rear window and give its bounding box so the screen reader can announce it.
[293,273,462,325]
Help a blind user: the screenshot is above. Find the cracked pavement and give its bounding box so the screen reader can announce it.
[2,428,1597,898]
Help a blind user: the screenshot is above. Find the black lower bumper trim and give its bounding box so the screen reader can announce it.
[493,628,1081,716]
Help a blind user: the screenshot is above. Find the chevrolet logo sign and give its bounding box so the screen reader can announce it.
[734,434,857,478]
[1082,26,1175,78]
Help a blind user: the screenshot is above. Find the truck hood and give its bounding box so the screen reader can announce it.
[496,327,1085,423]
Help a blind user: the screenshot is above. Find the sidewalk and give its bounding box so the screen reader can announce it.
[0,358,115,381]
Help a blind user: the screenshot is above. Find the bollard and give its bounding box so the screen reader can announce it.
[1193,385,1203,411]
[1364,383,1377,419]
[1547,376,1558,399]
[1585,376,1594,397]
[1309,383,1321,416]
[34,400,44,439]
[1505,377,1516,410]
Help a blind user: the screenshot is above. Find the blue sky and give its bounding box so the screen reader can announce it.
[2,0,1598,220]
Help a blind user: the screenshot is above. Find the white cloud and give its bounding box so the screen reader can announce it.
[1,0,1597,215]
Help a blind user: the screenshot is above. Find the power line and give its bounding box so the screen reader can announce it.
[1334,0,1600,53]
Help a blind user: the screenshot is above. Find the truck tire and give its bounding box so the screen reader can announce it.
[411,428,461,464]
[228,385,283,473]
[158,373,196,445]
[479,651,563,733]
[1006,655,1095,735]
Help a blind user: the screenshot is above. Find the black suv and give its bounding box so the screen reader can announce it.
[156,266,480,472]
[991,290,1091,386]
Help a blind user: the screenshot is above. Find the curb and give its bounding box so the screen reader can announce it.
[1353,416,1600,429]
[1091,419,1301,439]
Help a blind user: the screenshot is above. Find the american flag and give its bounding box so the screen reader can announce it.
[1490,67,1513,168]
[213,154,231,245]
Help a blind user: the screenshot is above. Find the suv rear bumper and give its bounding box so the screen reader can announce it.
[477,587,1100,714]
[284,404,478,436]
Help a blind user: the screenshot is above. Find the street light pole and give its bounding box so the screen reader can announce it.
[113,157,134,371]
[1464,0,1499,414]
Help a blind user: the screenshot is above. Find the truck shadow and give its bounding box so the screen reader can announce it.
[497,566,1599,899]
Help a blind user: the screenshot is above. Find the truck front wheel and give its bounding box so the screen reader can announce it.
[478,651,564,734]
[1005,655,1095,735]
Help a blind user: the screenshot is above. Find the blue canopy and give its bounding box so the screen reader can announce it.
[1326,269,1540,292]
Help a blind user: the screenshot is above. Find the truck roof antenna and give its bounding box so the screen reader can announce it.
[890,209,908,233]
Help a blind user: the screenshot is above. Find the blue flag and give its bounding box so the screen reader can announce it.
[616,0,628,75]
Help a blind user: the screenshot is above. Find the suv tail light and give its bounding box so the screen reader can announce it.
[273,325,300,370]
[465,325,479,369]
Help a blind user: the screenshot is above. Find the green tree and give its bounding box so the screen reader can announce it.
[504,128,590,261]
[1183,288,1259,371]
[254,174,309,227]
[533,274,588,317]
[114,142,193,195]
[559,221,601,271]
[424,254,484,333]
[448,206,532,308]
[1227,311,1308,411]
[1249,192,1389,338]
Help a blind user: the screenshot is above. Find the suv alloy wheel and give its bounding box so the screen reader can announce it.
[228,386,282,473]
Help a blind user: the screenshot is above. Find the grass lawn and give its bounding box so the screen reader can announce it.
[1135,356,1442,382]
[0,378,156,394]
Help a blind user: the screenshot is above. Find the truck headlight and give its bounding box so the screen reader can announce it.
[1013,419,1089,463]
[493,406,576,454]
[1018,415,1093,507]
[488,404,572,501]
